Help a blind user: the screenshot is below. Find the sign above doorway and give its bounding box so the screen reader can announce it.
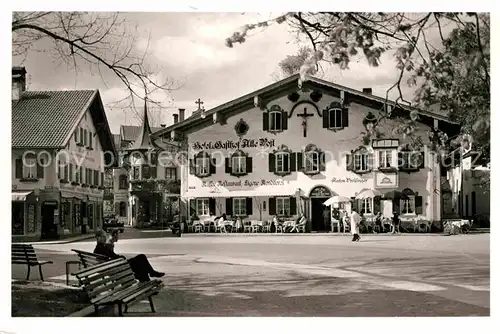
[309,186,332,198]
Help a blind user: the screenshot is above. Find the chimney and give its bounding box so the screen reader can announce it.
[160,124,166,128]
[362,88,372,95]
[173,114,179,124]
[178,108,185,122]
[12,67,27,101]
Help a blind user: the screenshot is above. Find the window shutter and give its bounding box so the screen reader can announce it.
[209,198,216,215]
[268,153,275,172]
[374,196,381,214]
[322,110,329,128]
[398,152,404,168]
[290,153,297,172]
[246,197,253,215]
[341,108,349,127]
[246,156,252,173]
[37,159,44,179]
[415,196,423,215]
[263,112,269,131]
[297,152,303,171]
[290,197,297,216]
[225,198,233,216]
[79,128,84,144]
[74,129,78,142]
[225,157,231,174]
[319,151,326,171]
[346,154,353,171]
[210,158,216,174]
[268,197,276,215]
[419,152,425,169]
[189,159,195,175]
[284,155,290,172]
[189,200,196,217]
[100,172,104,186]
[69,164,73,182]
[15,158,23,178]
[281,111,288,130]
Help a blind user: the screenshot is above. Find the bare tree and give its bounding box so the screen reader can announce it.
[12,12,179,120]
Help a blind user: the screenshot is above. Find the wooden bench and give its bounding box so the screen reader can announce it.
[75,257,164,316]
[65,249,112,286]
[12,244,53,281]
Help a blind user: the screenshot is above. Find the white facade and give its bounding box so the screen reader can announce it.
[176,88,443,228]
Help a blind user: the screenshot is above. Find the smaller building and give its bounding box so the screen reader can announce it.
[111,102,182,227]
[11,67,117,241]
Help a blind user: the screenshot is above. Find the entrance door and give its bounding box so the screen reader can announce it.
[41,204,57,239]
[311,198,330,231]
[12,202,25,235]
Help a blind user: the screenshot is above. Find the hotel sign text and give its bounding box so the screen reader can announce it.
[192,138,276,150]
[201,179,285,188]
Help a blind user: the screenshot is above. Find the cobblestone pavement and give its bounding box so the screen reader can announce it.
[13,233,490,316]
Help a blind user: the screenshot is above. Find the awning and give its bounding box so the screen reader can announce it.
[183,187,299,199]
[61,191,87,201]
[12,191,33,201]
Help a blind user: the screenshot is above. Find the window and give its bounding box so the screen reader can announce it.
[327,108,343,129]
[378,150,393,168]
[196,157,210,176]
[142,165,151,179]
[133,166,140,180]
[165,167,177,181]
[276,152,290,173]
[196,198,210,216]
[233,198,246,216]
[276,197,291,216]
[400,151,422,169]
[22,157,36,179]
[354,153,371,172]
[269,110,282,131]
[401,196,415,214]
[119,175,128,189]
[358,198,373,214]
[119,202,127,216]
[305,150,319,173]
[232,155,246,175]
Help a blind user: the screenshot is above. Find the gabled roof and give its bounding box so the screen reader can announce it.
[151,74,460,139]
[120,125,163,142]
[11,89,117,164]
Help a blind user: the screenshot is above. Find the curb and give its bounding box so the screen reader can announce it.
[14,235,95,245]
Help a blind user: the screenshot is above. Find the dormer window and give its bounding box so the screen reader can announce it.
[303,144,325,175]
[322,101,349,130]
[263,105,288,133]
[190,151,216,178]
[346,147,373,174]
[225,150,252,176]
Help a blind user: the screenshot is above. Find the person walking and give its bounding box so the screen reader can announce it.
[374,212,383,233]
[322,206,331,231]
[392,211,401,234]
[350,209,361,242]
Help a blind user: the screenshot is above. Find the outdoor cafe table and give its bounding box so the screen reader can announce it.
[283,220,297,232]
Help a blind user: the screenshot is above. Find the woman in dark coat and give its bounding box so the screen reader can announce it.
[94,229,164,282]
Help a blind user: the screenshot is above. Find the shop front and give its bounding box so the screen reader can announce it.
[11,191,38,240]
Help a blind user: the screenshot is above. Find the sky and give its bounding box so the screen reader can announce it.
[13,12,446,134]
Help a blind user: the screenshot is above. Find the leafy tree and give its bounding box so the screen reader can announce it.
[12,12,177,119]
[226,13,490,164]
[272,46,313,80]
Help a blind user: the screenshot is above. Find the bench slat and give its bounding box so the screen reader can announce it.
[89,275,137,303]
[80,264,132,287]
[75,258,126,278]
[87,271,136,299]
[121,282,163,305]
[96,280,159,305]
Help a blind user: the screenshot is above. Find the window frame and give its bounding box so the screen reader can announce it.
[231,151,247,175]
[276,197,291,217]
[327,108,343,129]
[118,175,128,189]
[195,156,210,177]
[22,158,37,179]
[233,198,247,216]
[304,150,320,174]
[378,149,393,168]
[354,153,370,172]
[196,198,210,216]
[165,167,177,181]
[275,152,290,174]
[269,110,283,132]
[358,198,373,215]
[401,195,416,215]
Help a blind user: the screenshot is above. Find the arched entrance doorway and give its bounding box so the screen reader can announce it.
[309,185,333,231]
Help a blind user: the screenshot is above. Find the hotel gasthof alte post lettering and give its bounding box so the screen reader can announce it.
[152,74,460,232]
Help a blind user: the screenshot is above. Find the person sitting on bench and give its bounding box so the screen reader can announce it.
[94,229,164,282]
